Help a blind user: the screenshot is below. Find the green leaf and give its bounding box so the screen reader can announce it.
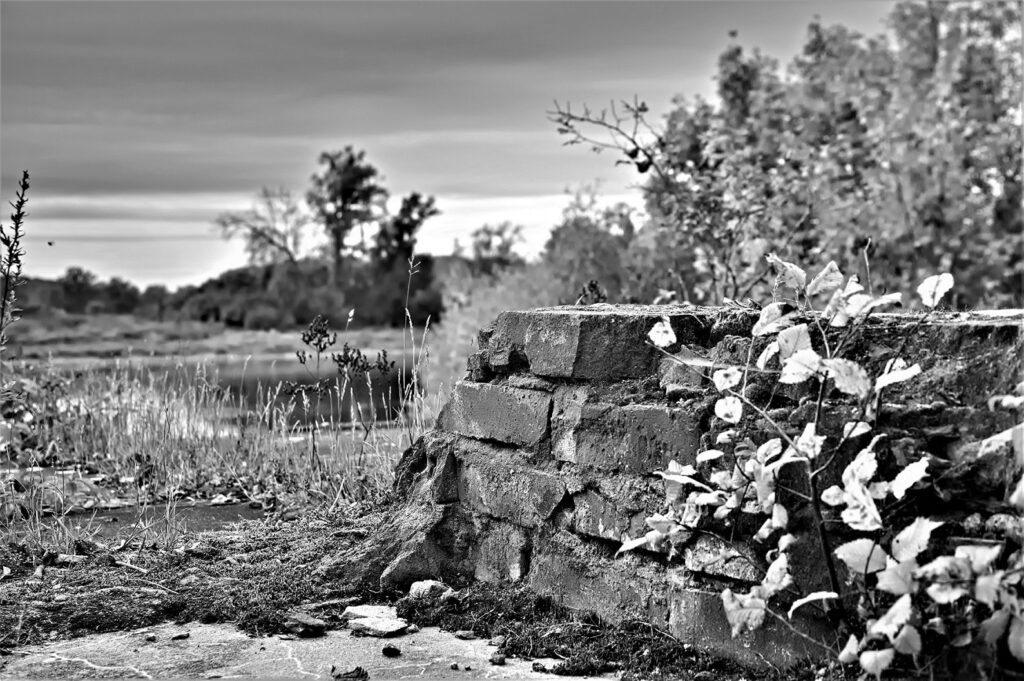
[974,572,1003,607]
[696,449,727,464]
[868,593,912,640]
[820,485,845,506]
[823,358,871,399]
[843,421,872,439]
[760,553,792,597]
[893,625,922,656]
[648,317,676,348]
[954,544,1002,574]
[925,581,968,604]
[712,367,742,391]
[765,253,806,292]
[1010,615,1024,663]
[875,559,918,596]
[787,591,838,619]
[834,539,889,575]
[837,634,860,664]
[859,648,894,680]
[779,348,823,384]
[890,457,929,499]
[777,323,811,361]
[917,273,954,309]
[721,588,766,637]
[875,358,921,391]
[979,608,1011,645]
[792,422,826,460]
[752,302,796,336]
[1009,474,1024,511]
[806,261,843,297]
[714,396,743,424]
[840,479,883,531]
[755,340,779,369]
[892,518,944,562]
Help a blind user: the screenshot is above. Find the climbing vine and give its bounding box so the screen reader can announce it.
[621,255,1024,678]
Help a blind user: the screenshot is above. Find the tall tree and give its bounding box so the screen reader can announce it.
[306,147,388,287]
[214,187,311,273]
[372,192,440,268]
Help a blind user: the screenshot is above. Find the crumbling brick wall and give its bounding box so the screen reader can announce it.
[388,305,1023,669]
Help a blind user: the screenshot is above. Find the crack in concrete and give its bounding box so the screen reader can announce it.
[45,653,153,679]
[277,638,322,679]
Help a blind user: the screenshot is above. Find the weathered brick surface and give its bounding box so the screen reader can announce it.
[473,520,531,582]
[436,381,551,447]
[456,439,566,528]
[526,531,669,625]
[667,572,832,670]
[552,401,703,473]
[485,306,711,380]
[389,306,1024,672]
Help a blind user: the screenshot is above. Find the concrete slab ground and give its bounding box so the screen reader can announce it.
[0,607,600,680]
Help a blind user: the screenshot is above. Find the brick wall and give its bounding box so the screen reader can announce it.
[389,305,1024,670]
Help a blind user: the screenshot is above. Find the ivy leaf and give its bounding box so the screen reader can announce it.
[715,430,737,445]
[837,634,860,664]
[656,471,713,493]
[843,444,879,485]
[890,457,929,499]
[721,588,766,638]
[648,317,676,348]
[834,539,889,575]
[761,553,793,598]
[823,358,871,399]
[777,323,811,361]
[1009,475,1024,511]
[893,625,922,657]
[835,540,892,577]
[771,503,789,531]
[696,449,727,464]
[840,479,884,531]
[713,367,743,391]
[925,582,969,604]
[787,591,838,619]
[954,544,1002,574]
[646,513,677,535]
[821,485,845,506]
[917,273,954,309]
[875,358,922,391]
[979,608,1011,645]
[843,421,872,439]
[876,559,918,596]
[859,648,895,680]
[792,422,826,460]
[752,302,796,336]
[756,340,780,369]
[806,261,843,297]
[715,396,743,424]
[974,572,1004,607]
[869,594,913,641]
[1009,616,1024,663]
[765,253,806,292]
[779,348,823,384]
[616,530,662,556]
[892,518,944,562]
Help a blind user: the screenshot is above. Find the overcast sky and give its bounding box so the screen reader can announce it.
[2,1,894,288]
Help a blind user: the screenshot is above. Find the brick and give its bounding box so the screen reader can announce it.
[486,306,712,380]
[552,401,702,473]
[526,531,667,624]
[457,442,566,528]
[474,521,531,582]
[682,535,762,583]
[437,381,551,447]
[667,572,831,670]
[569,476,662,542]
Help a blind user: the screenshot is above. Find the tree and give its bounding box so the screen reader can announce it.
[306,147,388,287]
[469,222,525,276]
[103,277,141,314]
[551,1,1023,307]
[543,187,636,302]
[140,284,169,321]
[215,187,311,271]
[372,192,440,268]
[58,266,97,314]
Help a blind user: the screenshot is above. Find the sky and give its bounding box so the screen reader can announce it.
[2,0,895,289]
